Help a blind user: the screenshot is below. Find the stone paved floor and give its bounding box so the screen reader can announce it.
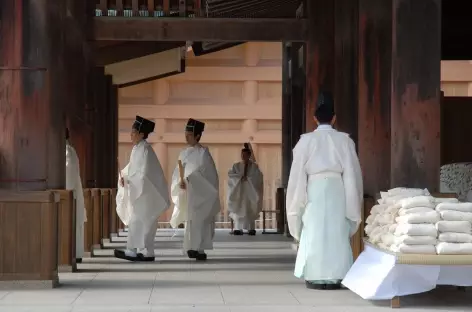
[0,229,471,311]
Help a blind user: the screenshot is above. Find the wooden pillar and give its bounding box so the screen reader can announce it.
[281,42,292,188]
[390,0,441,190]
[305,0,335,132]
[110,84,119,186]
[358,0,441,195]
[334,0,359,143]
[0,1,66,191]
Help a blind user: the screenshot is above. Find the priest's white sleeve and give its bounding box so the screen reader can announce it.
[286,137,308,242]
[342,138,363,236]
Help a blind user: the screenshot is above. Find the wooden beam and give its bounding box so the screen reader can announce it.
[94,41,184,65]
[118,104,282,120]
[94,17,308,42]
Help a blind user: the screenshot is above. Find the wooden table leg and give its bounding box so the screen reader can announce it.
[391,296,401,308]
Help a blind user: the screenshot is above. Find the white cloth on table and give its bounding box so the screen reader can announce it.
[435,221,471,234]
[436,242,472,255]
[436,202,472,213]
[389,244,436,254]
[394,224,438,237]
[66,141,87,259]
[398,207,434,216]
[438,232,472,243]
[342,244,472,300]
[399,196,435,210]
[371,204,389,215]
[374,213,396,225]
[439,210,472,222]
[393,235,437,245]
[395,211,440,224]
[434,197,459,204]
[170,144,220,252]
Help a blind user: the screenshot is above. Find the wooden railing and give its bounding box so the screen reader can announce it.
[95,0,201,17]
[94,0,300,18]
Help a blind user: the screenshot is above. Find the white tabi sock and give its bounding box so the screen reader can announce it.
[124,249,137,257]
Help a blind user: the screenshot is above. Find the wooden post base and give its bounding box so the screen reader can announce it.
[391,296,401,308]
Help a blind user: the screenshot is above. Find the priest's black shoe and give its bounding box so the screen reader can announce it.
[187,250,198,259]
[305,281,327,290]
[114,249,139,262]
[248,230,256,236]
[76,258,82,263]
[233,230,243,236]
[196,252,207,261]
[137,253,155,262]
[325,283,341,290]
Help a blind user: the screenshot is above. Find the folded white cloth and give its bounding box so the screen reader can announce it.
[436,202,472,213]
[366,214,376,225]
[381,233,395,246]
[393,235,437,245]
[375,213,396,225]
[438,232,472,243]
[436,221,472,234]
[371,204,389,214]
[434,197,459,204]
[398,207,434,216]
[385,203,401,214]
[390,243,436,254]
[364,224,375,236]
[439,210,472,223]
[386,187,429,197]
[395,211,440,224]
[394,224,438,237]
[436,242,472,255]
[400,196,435,209]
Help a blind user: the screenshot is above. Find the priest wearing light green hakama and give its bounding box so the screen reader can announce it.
[286,91,363,290]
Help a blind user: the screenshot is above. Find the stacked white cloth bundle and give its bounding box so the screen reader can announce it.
[365,188,432,251]
[435,201,472,255]
[387,195,439,254]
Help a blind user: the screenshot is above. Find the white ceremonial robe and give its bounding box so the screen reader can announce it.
[65,141,87,259]
[170,144,220,252]
[227,161,263,231]
[116,140,170,256]
[286,124,363,283]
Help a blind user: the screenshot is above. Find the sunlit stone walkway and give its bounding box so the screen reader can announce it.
[0,229,470,311]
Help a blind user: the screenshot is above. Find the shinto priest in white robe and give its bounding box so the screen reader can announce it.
[116,116,170,261]
[170,118,220,259]
[65,133,87,262]
[227,144,263,233]
[286,94,363,285]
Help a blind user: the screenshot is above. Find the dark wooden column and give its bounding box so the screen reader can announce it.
[390,0,441,190]
[358,0,441,195]
[334,0,359,143]
[109,84,119,187]
[305,0,335,131]
[357,0,393,196]
[0,1,67,190]
[281,43,292,187]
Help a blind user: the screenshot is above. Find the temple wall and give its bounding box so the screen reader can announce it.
[118,42,282,228]
[117,45,472,227]
[441,61,472,96]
